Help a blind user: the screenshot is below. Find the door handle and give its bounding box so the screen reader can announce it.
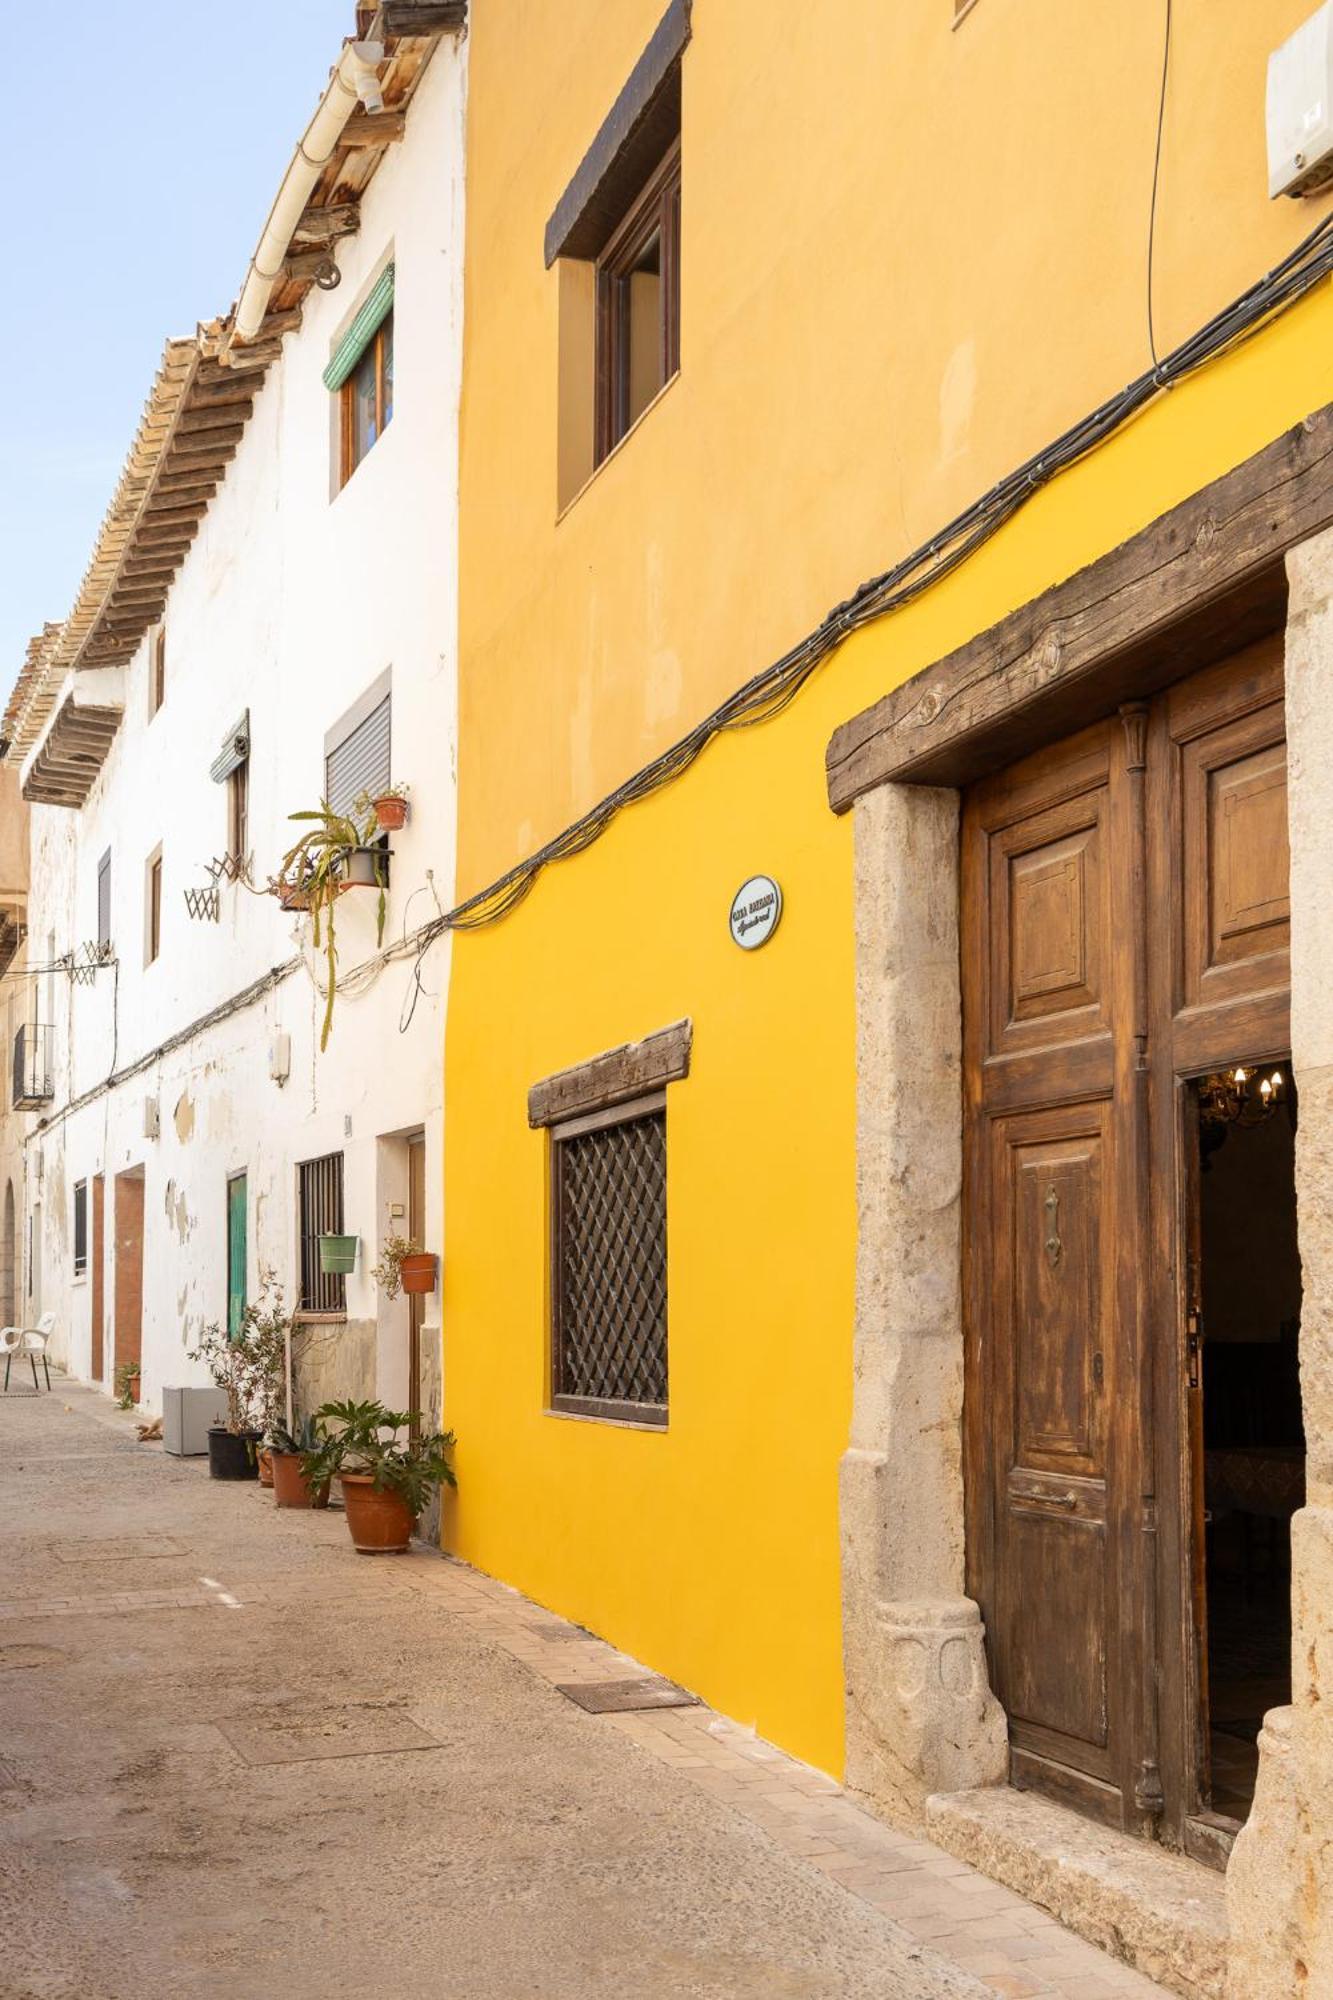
[1016,1490,1079,1510]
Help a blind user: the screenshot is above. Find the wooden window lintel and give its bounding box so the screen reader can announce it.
[528,1019,691,1129]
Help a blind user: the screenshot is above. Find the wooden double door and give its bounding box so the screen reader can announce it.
[962,634,1290,1844]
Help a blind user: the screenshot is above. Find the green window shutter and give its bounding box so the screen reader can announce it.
[227,1174,248,1340]
[322,265,395,393]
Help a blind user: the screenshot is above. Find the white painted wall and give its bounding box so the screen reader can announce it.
[18,39,465,1416]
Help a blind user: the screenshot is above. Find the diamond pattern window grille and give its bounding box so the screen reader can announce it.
[553,1106,667,1424]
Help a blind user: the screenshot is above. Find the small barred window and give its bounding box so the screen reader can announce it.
[551,1098,667,1425]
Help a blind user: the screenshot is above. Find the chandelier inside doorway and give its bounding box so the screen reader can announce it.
[1198,1064,1288,1130]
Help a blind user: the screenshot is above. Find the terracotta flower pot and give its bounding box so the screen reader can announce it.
[257,1446,274,1488]
[339,1472,416,1553]
[372,794,409,831]
[399,1251,437,1295]
[270,1450,330,1510]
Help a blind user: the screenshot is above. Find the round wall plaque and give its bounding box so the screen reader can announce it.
[729,874,783,951]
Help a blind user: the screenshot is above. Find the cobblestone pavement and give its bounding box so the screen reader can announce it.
[0,1380,1169,1999]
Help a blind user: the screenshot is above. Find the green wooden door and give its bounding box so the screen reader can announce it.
[227,1173,247,1338]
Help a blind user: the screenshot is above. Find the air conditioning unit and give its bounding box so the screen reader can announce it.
[1268,3,1333,197]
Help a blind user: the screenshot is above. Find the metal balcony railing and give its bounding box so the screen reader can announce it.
[12,1024,53,1111]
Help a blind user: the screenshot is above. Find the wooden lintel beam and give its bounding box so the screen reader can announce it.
[825,404,1333,805]
[291,203,360,244]
[340,109,408,146]
[382,1,466,32]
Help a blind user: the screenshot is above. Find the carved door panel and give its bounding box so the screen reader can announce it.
[964,721,1149,1829]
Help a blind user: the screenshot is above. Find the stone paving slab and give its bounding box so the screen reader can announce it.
[0,1379,1174,1999]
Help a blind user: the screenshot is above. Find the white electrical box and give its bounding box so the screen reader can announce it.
[1268,3,1333,197]
[269,1032,291,1084]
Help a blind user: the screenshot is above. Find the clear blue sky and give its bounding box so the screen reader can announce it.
[0,0,350,683]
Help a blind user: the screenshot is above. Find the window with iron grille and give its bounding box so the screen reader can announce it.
[297,1152,345,1316]
[551,1093,667,1425]
[73,1180,88,1277]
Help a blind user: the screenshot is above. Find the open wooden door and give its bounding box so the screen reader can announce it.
[961,631,1290,1846]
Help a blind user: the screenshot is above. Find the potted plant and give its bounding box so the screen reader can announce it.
[370,1233,438,1299]
[273,801,387,1048]
[267,1413,330,1508]
[114,1361,141,1409]
[188,1320,264,1479]
[302,1400,456,1554]
[356,782,410,833]
[188,1274,291,1481]
[319,1232,359,1275]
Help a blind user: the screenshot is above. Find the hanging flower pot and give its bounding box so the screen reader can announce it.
[341,846,385,889]
[277,880,313,912]
[398,1251,438,1295]
[318,1233,358,1275]
[372,792,409,832]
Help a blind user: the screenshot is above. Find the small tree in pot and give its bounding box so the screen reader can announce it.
[188,1275,291,1481]
[301,1400,456,1553]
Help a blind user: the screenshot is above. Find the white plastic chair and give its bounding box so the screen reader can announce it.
[1,1311,54,1393]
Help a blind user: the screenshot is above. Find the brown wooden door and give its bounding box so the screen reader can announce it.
[1146,634,1290,1855]
[90,1175,105,1381]
[962,633,1289,1842]
[408,1138,426,1435]
[113,1172,144,1394]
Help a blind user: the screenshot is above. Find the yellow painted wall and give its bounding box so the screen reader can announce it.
[447,0,1333,1775]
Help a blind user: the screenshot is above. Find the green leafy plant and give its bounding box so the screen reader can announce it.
[188,1274,291,1435]
[114,1361,140,1410]
[268,1410,324,1454]
[301,1399,457,1518]
[272,801,386,1048]
[369,1232,423,1301]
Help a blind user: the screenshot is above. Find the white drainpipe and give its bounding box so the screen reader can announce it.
[231,40,385,345]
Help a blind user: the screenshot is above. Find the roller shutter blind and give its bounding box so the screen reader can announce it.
[325,694,391,820]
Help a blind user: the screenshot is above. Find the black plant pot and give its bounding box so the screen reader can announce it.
[207,1426,262,1480]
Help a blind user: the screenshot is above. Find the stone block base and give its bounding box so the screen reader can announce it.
[925,1785,1228,1999]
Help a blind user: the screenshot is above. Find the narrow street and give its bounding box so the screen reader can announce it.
[0,1382,1166,2000]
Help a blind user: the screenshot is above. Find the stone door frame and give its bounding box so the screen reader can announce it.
[826,406,1333,1999]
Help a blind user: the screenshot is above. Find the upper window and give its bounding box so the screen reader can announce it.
[73,1180,88,1278]
[209,713,251,873]
[325,674,391,820]
[325,266,395,491]
[149,627,166,720]
[595,145,680,466]
[145,848,162,966]
[545,1,689,502]
[96,851,112,952]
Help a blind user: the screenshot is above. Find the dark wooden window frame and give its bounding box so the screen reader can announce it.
[145,849,162,967]
[73,1179,88,1278]
[339,310,394,489]
[594,141,681,467]
[227,755,250,870]
[149,626,166,720]
[530,1020,690,1429]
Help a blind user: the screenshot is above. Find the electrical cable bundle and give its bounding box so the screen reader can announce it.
[401,206,1333,976]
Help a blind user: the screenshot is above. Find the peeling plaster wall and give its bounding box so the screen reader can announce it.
[19,41,464,1416]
